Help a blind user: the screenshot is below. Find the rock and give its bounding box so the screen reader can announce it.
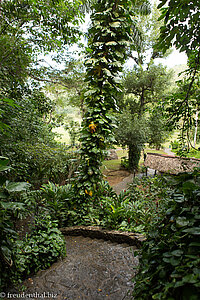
[105,149,118,160]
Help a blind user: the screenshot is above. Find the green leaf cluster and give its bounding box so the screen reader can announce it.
[133,171,200,299]
[12,216,66,284]
[157,0,200,55]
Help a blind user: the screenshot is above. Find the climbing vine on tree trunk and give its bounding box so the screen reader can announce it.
[76,0,135,198]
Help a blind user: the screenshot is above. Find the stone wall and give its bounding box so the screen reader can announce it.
[144,152,200,174]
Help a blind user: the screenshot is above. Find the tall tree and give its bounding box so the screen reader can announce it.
[0,0,85,181]
[0,0,84,99]
[123,63,171,113]
[76,0,151,197]
[113,2,172,170]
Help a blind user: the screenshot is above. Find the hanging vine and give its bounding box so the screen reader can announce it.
[76,0,135,198]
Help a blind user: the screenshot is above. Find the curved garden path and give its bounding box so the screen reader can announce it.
[163,147,175,156]
[9,150,175,300]
[12,235,139,300]
[112,148,174,194]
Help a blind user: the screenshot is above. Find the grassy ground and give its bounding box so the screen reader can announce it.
[145,149,167,155]
[102,159,121,171]
[180,149,200,159]
[102,147,168,172]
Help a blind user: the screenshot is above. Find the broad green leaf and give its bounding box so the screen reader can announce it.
[6,182,31,192]
[115,51,124,58]
[0,166,11,172]
[110,22,121,28]
[189,242,200,247]
[183,227,200,235]
[103,68,112,77]
[171,249,183,256]
[84,89,98,97]
[105,41,117,46]
[163,257,180,266]
[176,217,189,227]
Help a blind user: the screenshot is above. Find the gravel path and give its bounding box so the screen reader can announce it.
[112,169,155,194]
[112,148,174,194]
[163,148,175,156]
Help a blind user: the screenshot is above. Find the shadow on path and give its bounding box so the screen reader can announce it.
[15,236,138,300]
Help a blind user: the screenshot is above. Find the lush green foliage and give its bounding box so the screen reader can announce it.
[148,108,169,149]
[133,172,200,299]
[0,159,66,290]
[36,176,168,235]
[0,158,29,288]
[0,0,84,187]
[117,61,171,168]
[77,0,136,197]
[122,64,171,113]
[115,111,148,170]
[157,0,200,55]
[3,142,79,187]
[32,182,76,227]
[12,217,66,284]
[164,74,200,151]
[156,0,200,150]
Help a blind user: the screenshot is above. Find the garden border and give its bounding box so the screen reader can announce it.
[60,226,145,247]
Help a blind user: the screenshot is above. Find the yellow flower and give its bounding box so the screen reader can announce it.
[85,189,93,196]
[89,122,97,133]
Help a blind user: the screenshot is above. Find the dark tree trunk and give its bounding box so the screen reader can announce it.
[128,144,141,171]
[140,88,145,114]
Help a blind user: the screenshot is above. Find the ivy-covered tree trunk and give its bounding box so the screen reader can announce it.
[76,0,134,198]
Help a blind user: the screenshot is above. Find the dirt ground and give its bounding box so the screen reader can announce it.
[103,169,131,186]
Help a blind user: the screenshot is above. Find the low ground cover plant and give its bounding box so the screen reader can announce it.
[12,217,66,285]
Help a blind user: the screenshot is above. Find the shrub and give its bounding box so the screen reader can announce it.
[55,176,169,234]
[37,182,75,227]
[11,216,66,284]
[133,172,200,299]
[95,176,169,233]
[4,142,79,187]
[0,157,31,289]
[171,140,180,149]
[0,158,66,290]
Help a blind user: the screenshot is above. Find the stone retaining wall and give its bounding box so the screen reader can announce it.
[144,152,200,174]
[61,226,145,247]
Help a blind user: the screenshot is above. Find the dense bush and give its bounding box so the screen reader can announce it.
[95,176,169,233]
[0,158,66,290]
[11,217,66,285]
[133,172,200,299]
[35,177,168,234]
[3,142,79,187]
[32,182,76,227]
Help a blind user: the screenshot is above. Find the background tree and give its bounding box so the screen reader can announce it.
[0,0,85,184]
[115,111,148,170]
[116,63,172,169]
[148,107,169,150]
[114,2,172,170]
[122,63,171,113]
